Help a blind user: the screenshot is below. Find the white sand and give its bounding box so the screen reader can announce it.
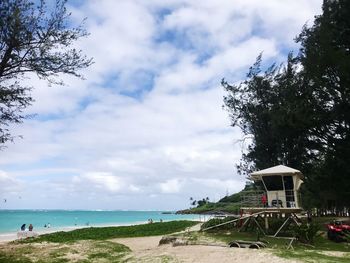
[0,233,18,243]
[0,226,86,243]
[0,223,301,262]
[113,236,301,263]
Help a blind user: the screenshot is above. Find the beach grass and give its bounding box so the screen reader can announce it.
[18,220,198,243]
[190,226,350,262]
[0,240,130,263]
[276,248,350,263]
[0,220,197,263]
[161,217,350,263]
[2,218,350,262]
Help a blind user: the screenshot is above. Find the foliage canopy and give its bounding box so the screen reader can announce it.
[223,0,350,211]
[0,0,92,146]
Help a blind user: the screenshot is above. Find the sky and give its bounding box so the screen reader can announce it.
[0,0,322,210]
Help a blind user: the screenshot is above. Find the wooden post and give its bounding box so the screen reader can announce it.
[264,213,269,230]
[274,217,290,237]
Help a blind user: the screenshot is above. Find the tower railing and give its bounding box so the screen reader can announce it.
[240,190,265,207]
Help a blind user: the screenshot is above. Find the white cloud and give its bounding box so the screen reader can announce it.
[0,0,322,210]
[193,178,245,194]
[0,171,23,194]
[159,179,183,194]
[81,172,123,193]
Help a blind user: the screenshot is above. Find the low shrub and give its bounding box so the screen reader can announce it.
[21,220,198,243]
[292,222,320,244]
[201,216,237,231]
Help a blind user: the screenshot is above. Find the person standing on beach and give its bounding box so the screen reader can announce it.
[20,224,26,231]
[28,224,33,231]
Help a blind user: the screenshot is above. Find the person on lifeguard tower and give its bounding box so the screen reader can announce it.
[261,193,267,207]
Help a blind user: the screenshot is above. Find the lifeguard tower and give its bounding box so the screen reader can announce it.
[238,165,304,236]
[244,164,303,212]
[202,165,305,240]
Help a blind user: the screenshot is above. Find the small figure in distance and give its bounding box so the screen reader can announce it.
[28,224,33,231]
[44,224,47,228]
[47,223,51,228]
[21,224,26,231]
[160,219,163,223]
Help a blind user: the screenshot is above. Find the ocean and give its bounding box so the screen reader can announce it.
[0,210,199,234]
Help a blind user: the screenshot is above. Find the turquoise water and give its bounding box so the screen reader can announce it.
[0,210,198,234]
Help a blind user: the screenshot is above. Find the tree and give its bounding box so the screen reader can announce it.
[223,0,350,213]
[197,198,209,207]
[0,0,92,146]
[296,0,350,211]
[223,54,316,176]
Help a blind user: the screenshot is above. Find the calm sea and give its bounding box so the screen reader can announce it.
[0,210,199,234]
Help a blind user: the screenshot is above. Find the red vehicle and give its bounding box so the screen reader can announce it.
[327,220,350,242]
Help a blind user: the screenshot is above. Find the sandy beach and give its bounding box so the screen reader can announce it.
[0,216,208,244]
[113,235,301,263]
[0,232,20,243]
[0,220,163,243]
[0,226,88,243]
[0,227,301,263]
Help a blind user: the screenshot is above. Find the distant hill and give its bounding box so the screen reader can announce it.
[177,183,259,214]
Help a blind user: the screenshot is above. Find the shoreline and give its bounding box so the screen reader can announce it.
[0,210,203,237]
[0,220,148,243]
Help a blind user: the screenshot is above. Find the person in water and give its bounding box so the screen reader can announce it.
[28,224,33,231]
[20,224,26,231]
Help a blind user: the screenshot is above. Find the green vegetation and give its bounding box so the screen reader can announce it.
[179,183,260,214]
[292,222,320,244]
[218,192,242,203]
[201,216,292,236]
[223,0,350,213]
[86,241,130,262]
[0,252,32,263]
[0,240,130,263]
[193,215,350,263]
[179,202,241,214]
[201,217,237,230]
[277,249,350,263]
[0,221,197,263]
[0,0,92,146]
[2,218,350,262]
[19,220,197,243]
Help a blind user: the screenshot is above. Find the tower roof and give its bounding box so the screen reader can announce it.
[250,165,303,180]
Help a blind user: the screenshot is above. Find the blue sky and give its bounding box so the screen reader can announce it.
[0,0,322,210]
